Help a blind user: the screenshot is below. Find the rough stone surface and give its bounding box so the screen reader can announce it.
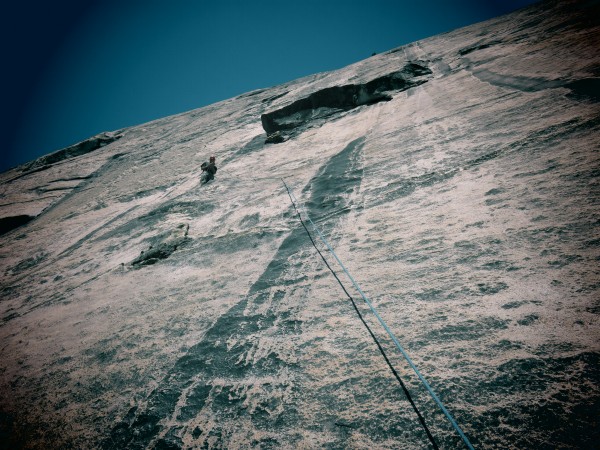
[260,63,432,138]
[265,131,286,144]
[0,1,599,448]
[131,224,190,267]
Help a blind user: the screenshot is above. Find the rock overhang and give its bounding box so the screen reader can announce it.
[261,62,433,140]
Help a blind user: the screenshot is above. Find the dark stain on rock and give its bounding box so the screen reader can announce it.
[5,252,48,275]
[147,201,214,221]
[131,224,190,267]
[465,351,600,448]
[303,137,365,222]
[117,185,169,203]
[458,40,502,56]
[225,134,266,162]
[239,213,260,228]
[105,137,366,448]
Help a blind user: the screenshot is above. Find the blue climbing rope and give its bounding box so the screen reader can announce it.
[282,179,475,450]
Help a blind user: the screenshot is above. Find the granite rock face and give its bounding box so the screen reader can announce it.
[260,62,432,138]
[1,1,599,448]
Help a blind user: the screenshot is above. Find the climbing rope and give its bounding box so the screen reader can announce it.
[282,179,475,450]
[283,180,439,448]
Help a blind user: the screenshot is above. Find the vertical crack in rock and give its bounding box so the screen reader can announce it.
[105,139,365,449]
[304,137,365,223]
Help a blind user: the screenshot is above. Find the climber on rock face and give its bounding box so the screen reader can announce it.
[200,155,217,184]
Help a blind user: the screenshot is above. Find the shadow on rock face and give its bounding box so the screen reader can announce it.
[261,62,432,141]
[131,223,190,267]
[565,78,600,103]
[105,138,366,449]
[0,215,35,236]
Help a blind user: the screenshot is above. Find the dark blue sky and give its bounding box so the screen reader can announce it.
[2,0,539,173]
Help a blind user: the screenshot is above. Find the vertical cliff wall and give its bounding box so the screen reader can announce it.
[1,1,599,448]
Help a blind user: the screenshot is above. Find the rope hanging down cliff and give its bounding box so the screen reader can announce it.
[282,178,475,450]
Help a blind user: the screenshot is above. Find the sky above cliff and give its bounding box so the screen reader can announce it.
[1,0,539,172]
